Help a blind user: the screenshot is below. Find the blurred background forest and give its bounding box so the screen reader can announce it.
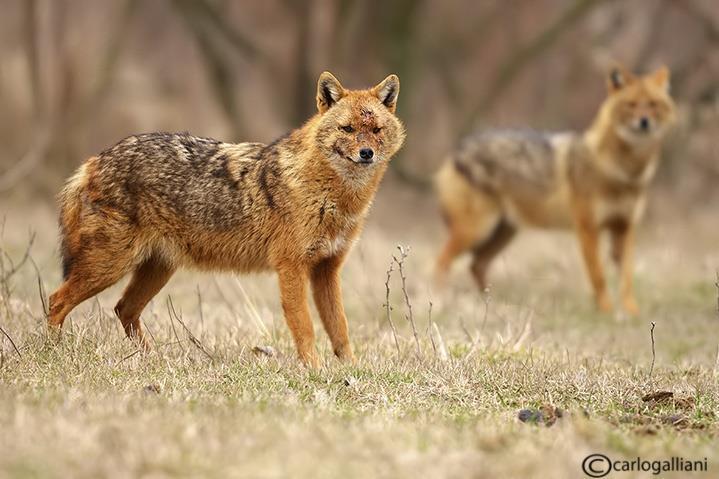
[0,0,717,205]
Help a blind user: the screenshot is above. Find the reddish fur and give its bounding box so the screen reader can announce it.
[435,65,675,315]
[47,73,405,365]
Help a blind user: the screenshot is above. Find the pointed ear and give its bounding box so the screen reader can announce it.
[648,65,670,92]
[316,71,345,113]
[607,64,635,93]
[372,74,400,112]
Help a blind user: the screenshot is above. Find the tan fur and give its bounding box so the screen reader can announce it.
[48,72,405,366]
[435,65,676,314]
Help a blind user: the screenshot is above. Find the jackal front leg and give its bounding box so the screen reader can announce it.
[572,204,612,312]
[610,221,639,316]
[277,264,319,367]
[311,255,355,362]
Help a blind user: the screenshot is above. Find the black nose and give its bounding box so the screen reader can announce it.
[359,148,374,160]
[639,117,650,130]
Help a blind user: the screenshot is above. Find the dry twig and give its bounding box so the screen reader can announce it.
[166,297,186,355]
[648,322,657,379]
[168,296,214,361]
[427,301,436,356]
[1,232,36,282]
[0,324,21,358]
[384,260,401,355]
[393,246,421,357]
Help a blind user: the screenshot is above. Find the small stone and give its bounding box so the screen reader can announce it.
[518,408,543,424]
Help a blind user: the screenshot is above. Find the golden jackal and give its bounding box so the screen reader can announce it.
[435,65,675,315]
[49,72,405,365]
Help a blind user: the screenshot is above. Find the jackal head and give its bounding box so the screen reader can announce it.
[603,64,676,146]
[313,72,405,174]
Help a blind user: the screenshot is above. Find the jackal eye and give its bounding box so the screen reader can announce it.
[373,127,382,134]
[627,101,637,108]
[648,100,657,108]
[340,125,354,133]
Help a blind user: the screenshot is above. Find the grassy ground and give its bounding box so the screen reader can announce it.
[0,189,717,478]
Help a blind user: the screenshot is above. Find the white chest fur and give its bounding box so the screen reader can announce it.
[306,203,369,260]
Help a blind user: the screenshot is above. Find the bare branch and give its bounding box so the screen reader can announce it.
[187,0,262,60]
[0,324,21,358]
[0,232,36,282]
[459,0,605,136]
[83,0,140,110]
[0,126,53,193]
[172,0,245,138]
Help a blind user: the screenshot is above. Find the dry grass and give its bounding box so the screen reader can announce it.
[0,192,717,479]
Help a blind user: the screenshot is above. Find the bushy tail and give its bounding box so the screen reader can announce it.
[58,159,93,279]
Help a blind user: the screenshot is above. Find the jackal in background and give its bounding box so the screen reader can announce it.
[435,65,675,315]
[49,72,405,366]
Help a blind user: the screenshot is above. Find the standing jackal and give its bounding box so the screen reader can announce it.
[435,65,675,315]
[49,72,405,365]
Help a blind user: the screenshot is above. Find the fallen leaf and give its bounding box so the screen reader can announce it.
[252,345,277,357]
[642,391,673,404]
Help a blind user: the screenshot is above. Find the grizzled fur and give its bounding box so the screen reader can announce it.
[435,65,675,315]
[453,129,565,199]
[49,72,405,366]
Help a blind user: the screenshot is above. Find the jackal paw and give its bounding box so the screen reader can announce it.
[596,294,613,313]
[622,297,640,316]
[299,349,321,369]
[335,346,357,364]
[45,324,64,345]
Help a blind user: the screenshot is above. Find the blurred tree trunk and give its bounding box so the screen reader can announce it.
[433,4,502,114]
[285,0,314,124]
[172,0,266,139]
[173,0,246,140]
[23,0,42,121]
[374,0,429,189]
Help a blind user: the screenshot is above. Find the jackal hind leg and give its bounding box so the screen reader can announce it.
[435,201,501,288]
[48,251,135,335]
[470,219,516,291]
[114,255,175,347]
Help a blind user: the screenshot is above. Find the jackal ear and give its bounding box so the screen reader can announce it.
[372,74,400,112]
[317,71,345,113]
[649,65,670,92]
[607,65,634,92]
